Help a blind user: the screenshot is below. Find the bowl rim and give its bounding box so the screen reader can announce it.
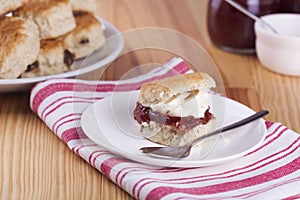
[254,13,300,44]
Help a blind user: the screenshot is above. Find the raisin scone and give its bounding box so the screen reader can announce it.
[62,11,106,59]
[21,39,74,78]
[0,16,40,79]
[13,0,76,39]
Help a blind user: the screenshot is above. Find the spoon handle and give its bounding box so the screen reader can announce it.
[224,0,277,34]
[225,0,261,21]
[192,110,269,146]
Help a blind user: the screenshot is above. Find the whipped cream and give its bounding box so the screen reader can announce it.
[150,91,211,118]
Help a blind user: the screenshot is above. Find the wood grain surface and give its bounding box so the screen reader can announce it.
[0,0,299,199]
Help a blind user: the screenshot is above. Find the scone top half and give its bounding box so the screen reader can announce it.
[138,72,216,117]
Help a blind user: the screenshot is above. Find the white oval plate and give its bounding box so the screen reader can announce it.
[81,91,267,168]
[0,18,124,93]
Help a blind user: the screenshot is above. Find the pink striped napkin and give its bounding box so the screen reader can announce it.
[30,57,300,200]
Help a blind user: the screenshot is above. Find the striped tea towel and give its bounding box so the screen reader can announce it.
[30,57,300,200]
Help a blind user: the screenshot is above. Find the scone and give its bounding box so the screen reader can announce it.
[0,0,22,16]
[134,73,216,147]
[62,11,106,59]
[70,0,98,15]
[13,0,76,39]
[21,39,74,78]
[0,16,40,79]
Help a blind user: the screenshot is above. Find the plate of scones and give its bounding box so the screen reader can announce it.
[0,0,124,92]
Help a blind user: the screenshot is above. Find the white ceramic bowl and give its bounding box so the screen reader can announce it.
[254,14,300,76]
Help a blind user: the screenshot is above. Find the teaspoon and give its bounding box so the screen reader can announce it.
[140,110,269,158]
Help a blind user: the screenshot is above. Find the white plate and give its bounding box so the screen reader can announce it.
[81,91,267,168]
[0,18,124,93]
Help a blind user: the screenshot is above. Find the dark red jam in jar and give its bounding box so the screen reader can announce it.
[207,0,279,54]
[279,0,300,13]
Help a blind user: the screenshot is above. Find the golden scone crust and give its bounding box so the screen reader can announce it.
[0,0,22,16]
[70,0,98,15]
[14,0,76,39]
[138,72,216,106]
[21,39,74,78]
[0,16,40,79]
[16,0,68,13]
[62,11,106,59]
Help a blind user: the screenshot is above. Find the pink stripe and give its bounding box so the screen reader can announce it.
[92,152,111,168]
[265,121,274,129]
[42,100,94,122]
[61,127,88,143]
[40,96,101,120]
[71,143,98,155]
[88,150,108,166]
[55,118,82,137]
[175,176,300,200]
[31,61,189,114]
[135,127,296,197]
[99,142,186,178]
[51,113,82,131]
[282,193,300,200]
[265,124,282,140]
[100,158,129,177]
[41,96,71,119]
[240,176,300,199]
[32,82,84,113]
[88,150,103,164]
[246,126,287,156]
[72,145,85,154]
[116,167,186,187]
[145,157,300,200]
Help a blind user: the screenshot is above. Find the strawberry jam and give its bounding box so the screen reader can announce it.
[133,102,213,134]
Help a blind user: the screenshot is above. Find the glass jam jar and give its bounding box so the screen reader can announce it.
[207,0,279,54]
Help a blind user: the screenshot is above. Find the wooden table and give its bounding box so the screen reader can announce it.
[1,0,299,199]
